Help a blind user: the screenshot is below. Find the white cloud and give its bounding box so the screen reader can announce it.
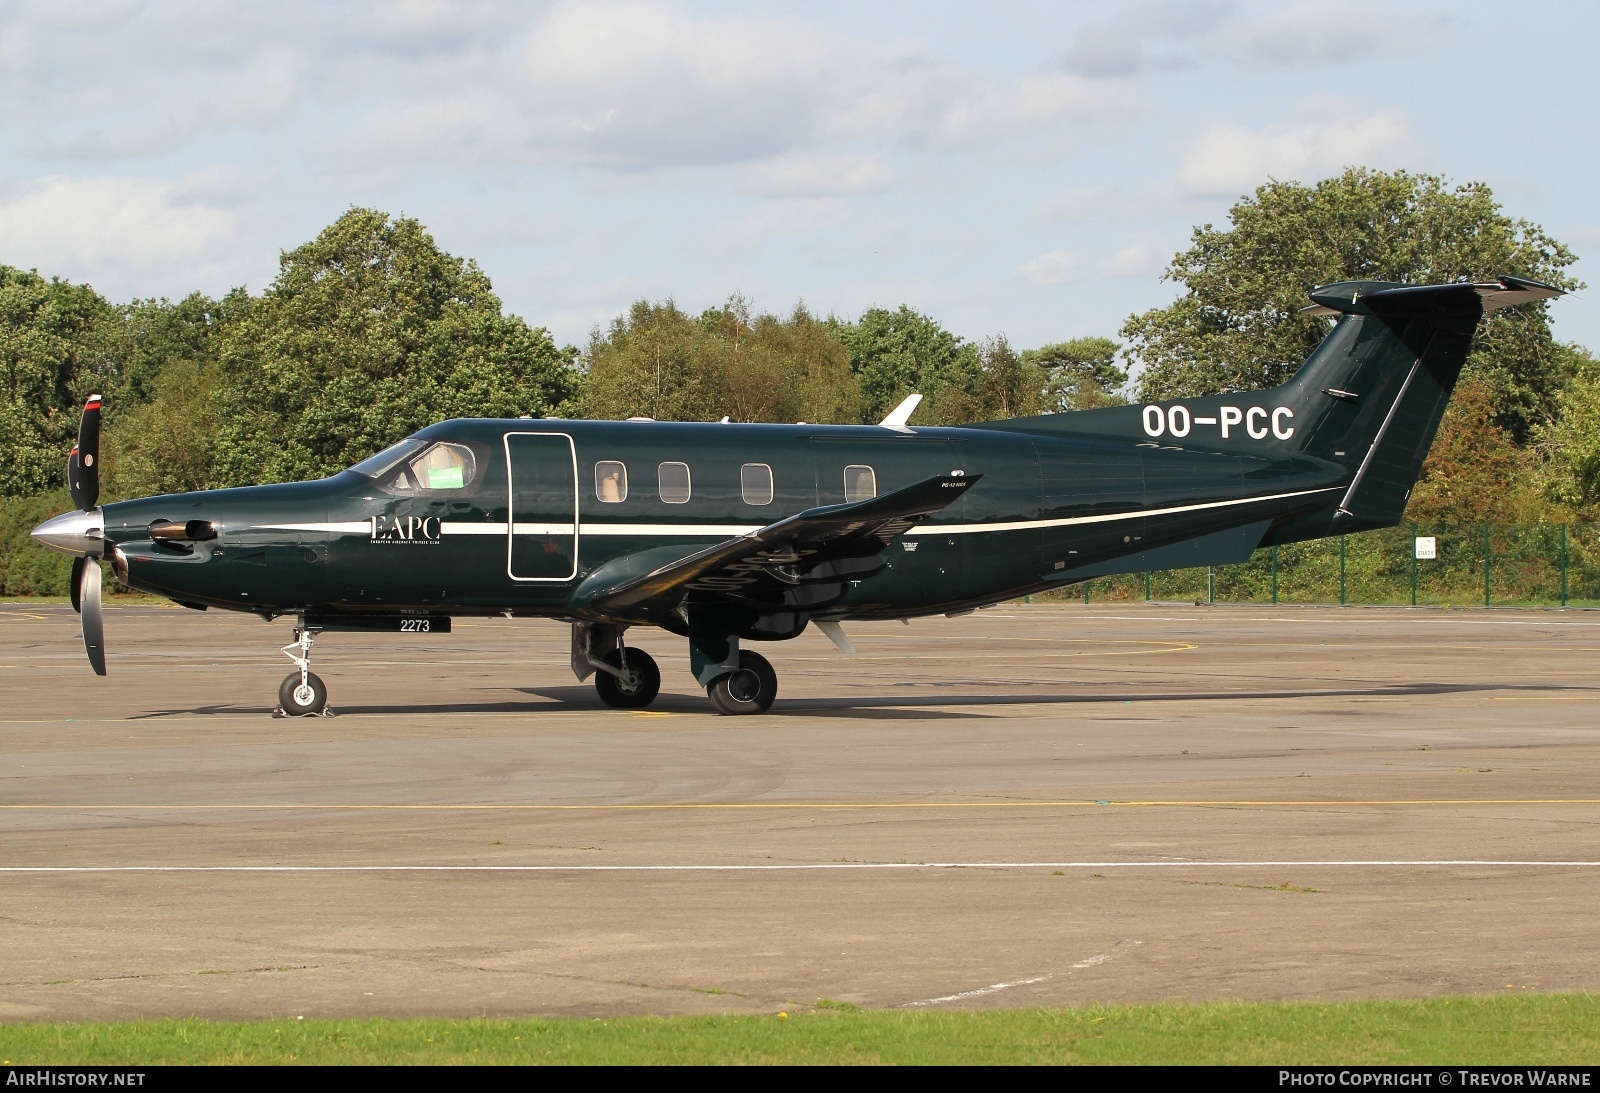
[0,175,239,291]
[1097,236,1170,279]
[1175,112,1420,197]
[345,1,1139,173]
[1060,2,1233,78]
[742,154,896,198]
[1237,2,1453,67]
[51,48,305,160]
[1019,250,1081,285]
[926,72,1136,148]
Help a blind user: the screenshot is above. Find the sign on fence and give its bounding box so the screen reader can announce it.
[1414,536,1437,560]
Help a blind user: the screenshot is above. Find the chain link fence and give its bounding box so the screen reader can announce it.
[1051,525,1600,608]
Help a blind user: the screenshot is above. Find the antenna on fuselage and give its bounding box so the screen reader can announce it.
[878,393,922,431]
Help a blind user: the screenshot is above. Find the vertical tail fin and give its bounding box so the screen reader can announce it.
[1287,275,1561,529]
[975,275,1562,534]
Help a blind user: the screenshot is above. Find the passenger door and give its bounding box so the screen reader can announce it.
[505,432,579,582]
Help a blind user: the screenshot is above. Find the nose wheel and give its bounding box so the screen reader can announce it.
[275,625,334,717]
[278,670,328,716]
[707,650,777,715]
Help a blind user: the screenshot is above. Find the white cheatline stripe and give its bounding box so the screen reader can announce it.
[251,488,1338,541]
[255,521,369,533]
[577,523,757,537]
[903,486,1338,535]
[3,860,1599,873]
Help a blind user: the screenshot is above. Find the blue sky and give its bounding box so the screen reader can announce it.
[2,0,1596,354]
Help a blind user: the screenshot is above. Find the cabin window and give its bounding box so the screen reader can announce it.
[355,440,476,492]
[595,461,627,502]
[658,462,691,503]
[741,463,774,505]
[844,464,876,502]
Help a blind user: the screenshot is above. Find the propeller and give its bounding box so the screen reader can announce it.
[66,396,106,674]
[79,549,105,676]
[68,394,101,512]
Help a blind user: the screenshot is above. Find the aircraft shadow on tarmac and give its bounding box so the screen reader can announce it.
[119,680,1595,720]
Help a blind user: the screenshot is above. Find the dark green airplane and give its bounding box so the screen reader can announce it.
[31,275,1560,716]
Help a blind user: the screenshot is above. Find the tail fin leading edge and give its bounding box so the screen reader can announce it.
[1291,275,1562,530]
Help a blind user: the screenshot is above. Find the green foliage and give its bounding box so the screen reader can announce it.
[102,290,248,500]
[0,268,121,498]
[0,490,75,595]
[111,290,248,410]
[1125,169,1581,441]
[582,300,728,422]
[929,335,1046,423]
[582,298,860,424]
[210,208,578,486]
[104,356,222,500]
[1021,336,1128,412]
[1535,345,1600,520]
[1408,377,1541,526]
[2,996,1599,1064]
[829,306,982,424]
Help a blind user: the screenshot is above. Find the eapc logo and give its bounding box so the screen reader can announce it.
[1142,404,1295,441]
[370,514,442,543]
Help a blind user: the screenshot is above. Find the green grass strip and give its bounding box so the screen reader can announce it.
[2,995,1597,1065]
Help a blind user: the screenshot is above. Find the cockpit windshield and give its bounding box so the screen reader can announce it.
[349,439,426,480]
[349,439,478,492]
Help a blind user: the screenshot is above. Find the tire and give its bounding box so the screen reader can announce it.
[594,648,661,708]
[278,671,328,716]
[707,651,777,715]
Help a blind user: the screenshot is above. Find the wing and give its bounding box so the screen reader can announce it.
[574,473,979,631]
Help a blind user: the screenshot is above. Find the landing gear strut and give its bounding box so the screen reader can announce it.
[707,651,778,715]
[593,647,661,708]
[276,624,332,717]
[572,622,661,709]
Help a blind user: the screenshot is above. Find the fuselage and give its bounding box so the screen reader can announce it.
[101,416,1346,623]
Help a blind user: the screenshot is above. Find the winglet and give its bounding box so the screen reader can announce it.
[879,393,922,429]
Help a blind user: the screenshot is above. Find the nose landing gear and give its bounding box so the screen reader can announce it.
[276,624,333,717]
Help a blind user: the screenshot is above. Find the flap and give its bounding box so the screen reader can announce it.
[577,473,979,618]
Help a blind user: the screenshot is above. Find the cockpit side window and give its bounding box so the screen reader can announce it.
[354,440,478,493]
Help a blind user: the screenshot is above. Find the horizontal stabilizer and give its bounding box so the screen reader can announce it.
[1299,274,1564,317]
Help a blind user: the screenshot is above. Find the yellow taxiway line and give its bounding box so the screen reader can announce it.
[3,798,1600,811]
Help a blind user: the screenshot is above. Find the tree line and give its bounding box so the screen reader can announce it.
[1,169,1597,595]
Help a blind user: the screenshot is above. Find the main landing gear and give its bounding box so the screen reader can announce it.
[706,651,777,715]
[571,621,778,715]
[276,625,333,717]
[592,647,662,708]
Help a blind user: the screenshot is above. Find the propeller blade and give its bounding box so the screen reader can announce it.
[80,557,106,676]
[68,395,102,512]
[70,555,85,613]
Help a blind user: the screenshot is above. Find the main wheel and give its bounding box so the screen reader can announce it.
[278,671,328,716]
[707,651,778,715]
[594,648,661,708]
